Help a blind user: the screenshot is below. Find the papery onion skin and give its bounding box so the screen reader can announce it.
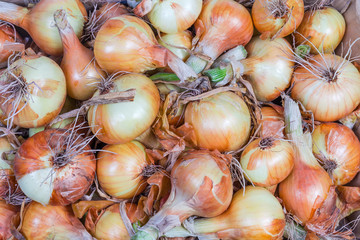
[97,141,151,199]
[259,105,285,138]
[14,129,96,206]
[312,123,360,185]
[87,73,160,145]
[240,137,294,187]
[252,0,304,39]
[241,36,294,101]
[0,55,67,128]
[291,54,360,122]
[0,200,19,240]
[295,7,345,54]
[158,31,192,61]
[182,91,251,152]
[21,201,93,240]
[0,0,87,56]
[135,0,202,34]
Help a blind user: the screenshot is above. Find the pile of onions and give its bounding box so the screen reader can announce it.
[165,186,286,240]
[312,122,360,185]
[291,54,360,122]
[0,200,19,239]
[87,73,160,145]
[134,0,202,34]
[252,0,304,39]
[179,91,251,152]
[0,0,87,55]
[21,201,93,239]
[14,129,96,205]
[97,141,153,199]
[239,36,294,101]
[295,7,346,54]
[186,0,253,73]
[240,137,294,187]
[0,55,67,128]
[54,9,105,101]
[132,150,233,239]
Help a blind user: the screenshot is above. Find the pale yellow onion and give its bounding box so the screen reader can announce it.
[134,0,202,34]
[295,7,345,54]
[291,54,360,122]
[181,91,251,152]
[87,73,160,145]
[165,186,286,240]
[312,123,360,185]
[97,141,151,199]
[240,36,294,101]
[240,137,294,187]
[0,55,67,128]
[158,31,192,61]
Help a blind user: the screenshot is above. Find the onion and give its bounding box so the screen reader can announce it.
[0,0,87,56]
[295,7,345,54]
[97,141,153,199]
[54,9,105,101]
[0,137,17,200]
[239,36,294,101]
[132,150,233,239]
[259,105,285,138]
[252,0,304,39]
[134,0,202,34]
[165,186,286,240]
[0,24,23,67]
[291,54,360,122]
[14,129,96,205]
[0,55,67,128]
[87,73,160,145]
[179,91,251,152]
[240,137,294,187]
[312,123,360,185]
[21,201,93,239]
[94,15,197,83]
[279,96,332,224]
[158,31,192,61]
[186,0,254,73]
[0,200,19,240]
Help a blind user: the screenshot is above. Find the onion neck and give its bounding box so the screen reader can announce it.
[0,2,28,27]
[185,55,209,74]
[167,50,198,84]
[239,57,259,76]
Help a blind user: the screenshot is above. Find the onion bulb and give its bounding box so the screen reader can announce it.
[179,91,251,152]
[21,201,93,239]
[295,7,345,54]
[312,123,360,185]
[134,0,202,34]
[259,105,285,138]
[87,73,160,145]
[252,0,304,39]
[165,186,286,240]
[240,36,294,101]
[14,129,96,205]
[94,15,197,82]
[54,9,105,101]
[186,0,254,73]
[158,31,192,61]
[97,141,153,199]
[240,137,294,187]
[0,55,66,128]
[0,200,19,240]
[291,54,360,122]
[132,150,233,240]
[279,96,332,224]
[0,0,87,56]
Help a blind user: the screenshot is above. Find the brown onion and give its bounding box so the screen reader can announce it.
[0,200,19,240]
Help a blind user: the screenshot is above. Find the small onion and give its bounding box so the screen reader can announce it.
[312,123,360,185]
[291,54,360,122]
[21,201,93,239]
[87,73,160,145]
[180,91,251,152]
[240,137,294,187]
[295,7,346,54]
[97,141,152,199]
[14,129,96,205]
[134,0,202,34]
[0,55,67,128]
